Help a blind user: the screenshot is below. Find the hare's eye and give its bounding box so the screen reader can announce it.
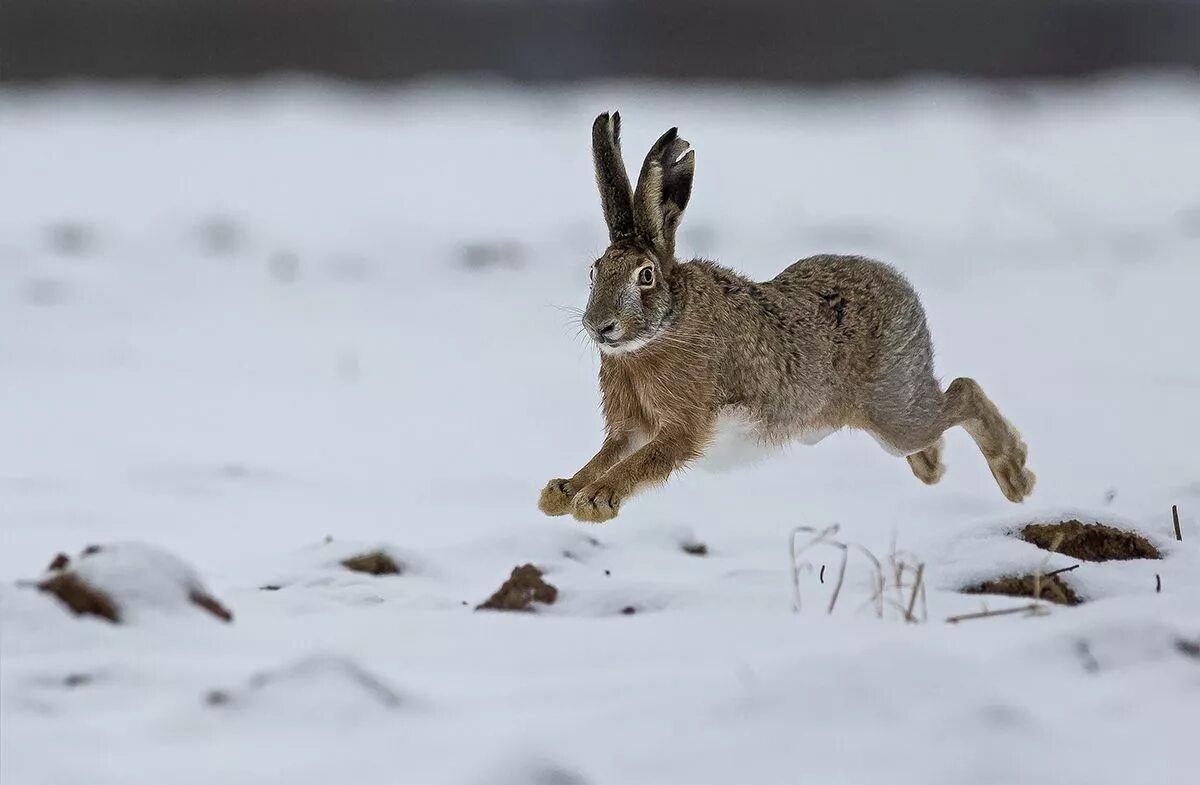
[637,266,655,287]
[589,265,596,282]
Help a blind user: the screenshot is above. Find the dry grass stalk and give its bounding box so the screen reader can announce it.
[790,525,847,614]
[1173,504,1183,541]
[947,604,1046,624]
[904,564,925,623]
[790,526,923,621]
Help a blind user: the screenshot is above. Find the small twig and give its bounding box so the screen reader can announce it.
[826,544,850,615]
[847,543,884,618]
[946,604,1043,624]
[904,564,925,623]
[789,525,841,613]
[1031,532,1066,605]
[818,565,825,584]
[1172,504,1182,541]
[1045,564,1079,578]
[1156,574,1162,593]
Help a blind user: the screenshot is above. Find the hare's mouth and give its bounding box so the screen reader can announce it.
[596,330,656,356]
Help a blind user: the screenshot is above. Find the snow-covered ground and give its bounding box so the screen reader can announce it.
[2,75,1199,785]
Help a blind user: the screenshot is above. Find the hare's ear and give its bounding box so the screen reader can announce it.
[633,128,695,260]
[592,112,635,242]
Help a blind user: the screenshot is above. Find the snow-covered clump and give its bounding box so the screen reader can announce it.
[34,543,232,624]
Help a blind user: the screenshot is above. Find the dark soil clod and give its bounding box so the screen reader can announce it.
[205,690,232,706]
[189,591,234,622]
[37,573,121,622]
[476,564,557,612]
[1019,520,1160,561]
[341,551,402,576]
[620,606,637,615]
[963,573,1082,606]
[681,542,708,556]
[46,553,70,571]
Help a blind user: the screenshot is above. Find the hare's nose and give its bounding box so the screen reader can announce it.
[597,321,619,340]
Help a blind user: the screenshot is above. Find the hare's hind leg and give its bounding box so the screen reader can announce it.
[869,377,1034,502]
[943,378,1034,502]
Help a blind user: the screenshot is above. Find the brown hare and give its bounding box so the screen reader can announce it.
[539,112,1035,523]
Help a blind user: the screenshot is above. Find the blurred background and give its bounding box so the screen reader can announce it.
[2,0,1198,564]
[4,0,1200,83]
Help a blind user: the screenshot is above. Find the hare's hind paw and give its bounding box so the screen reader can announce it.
[571,483,621,524]
[907,441,945,485]
[538,479,577,516]
[988,450,1036,503]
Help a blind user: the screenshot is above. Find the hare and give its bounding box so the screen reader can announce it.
[539,112,1035,523]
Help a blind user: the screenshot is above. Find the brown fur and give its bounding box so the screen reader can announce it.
[538,112,1035,523]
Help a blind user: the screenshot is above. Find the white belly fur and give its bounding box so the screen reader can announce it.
[693,410,838,473]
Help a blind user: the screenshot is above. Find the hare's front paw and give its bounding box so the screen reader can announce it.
[538,479,577,516]
[571,483,621,524]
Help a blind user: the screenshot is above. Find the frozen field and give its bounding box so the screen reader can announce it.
[2,76,1199,785]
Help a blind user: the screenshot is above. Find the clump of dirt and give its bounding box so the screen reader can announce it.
[476,564,557,612]
[46,553,70,571]
[37,571,234,624]
[1020,520,1160,561]
[341,551,402,576]
[681,541,708,556]
[963,573,1082,606]
[189,591,234,621]
[37,572,121,622]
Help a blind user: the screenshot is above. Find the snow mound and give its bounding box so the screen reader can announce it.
[205,654,404,721]
[34,543,232,624]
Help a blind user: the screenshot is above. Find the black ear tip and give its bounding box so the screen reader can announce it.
[652,127,679,152]
[593,111,622,138]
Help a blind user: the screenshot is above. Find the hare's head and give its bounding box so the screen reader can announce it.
[582,112,695,356]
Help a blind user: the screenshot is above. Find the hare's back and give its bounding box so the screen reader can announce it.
[766,254,937,406]
[770,254,911,296]
[767,254,927,329]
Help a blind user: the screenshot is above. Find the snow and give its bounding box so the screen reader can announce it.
[2,74,1199,785]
